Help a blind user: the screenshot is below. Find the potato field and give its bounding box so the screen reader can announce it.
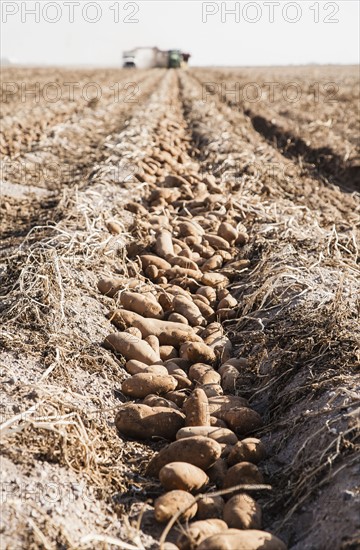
[0,65,359,550]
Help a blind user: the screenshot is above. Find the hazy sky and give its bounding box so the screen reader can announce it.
[1,1,359,66]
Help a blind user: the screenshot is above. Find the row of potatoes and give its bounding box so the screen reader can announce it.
[98,163,287,549]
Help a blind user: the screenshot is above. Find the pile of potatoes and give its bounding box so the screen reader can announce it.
[98,117,287,549]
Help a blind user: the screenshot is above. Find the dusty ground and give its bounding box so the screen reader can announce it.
[0,66,359,550]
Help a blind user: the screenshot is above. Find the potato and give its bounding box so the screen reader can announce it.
[168,312,189,325]
[203,234,230,250]
[154,490,197,523]
[227,439,266,466]
[125,327,143,339]
[146,436,222,476]
[180,342,216,364]
[222,462,263,490]
[177,519,228,550]
[199,370,222,385]
[121,373,177,398]
[196,286,217,306]
[165,390,189,408]
[110,309,201,346]
[169,255,200,271]
[193,294,210,306]
[155,229,175,259]
[183,389,211,427]
[177,426,237,447]
[144,264,160,281]
[217,295,238,309]
[197,496,224,520]
[235,232,249,246]
[208,396,249,416]
[218,222,238,244]
[188,363,214,382]
[219,365,239,394]
[207,458,228,486]
[178,220,204,237]
[158,292,174,312]
[145,335,160,356]
[143,394,181,410]
[197,529,287,550]
[223,494,262,530]
[140,254,172,271]
[200,384,223,398]
[174,374,193,390]
[159,462,209,492]
[104,332,160,365]
[120,291,163,319]
[166,266,202,281]
[210,417,227,428]
[201,322,222,342]
[173,295,205,327]
[193,299,216,323]
[201,254,223,272]
[218,408,263,435]
[115,404,185,440]
[160,345,178,361]
[97,277,124,297]
[125,360,168,376]
[124,201,148,216]
[201,273,229,289]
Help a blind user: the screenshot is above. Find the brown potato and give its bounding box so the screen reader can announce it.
[193,299,216,323]
[121,373,177,399]
[197,496,224,520]
[210,417,228,428]
[110,309,201,346]
[165,390,189,408]
[177,426,237,446]
[155,229,175,259]
[199,370,222,385]
[201,384,224,398]
[140,255,172,271]
[222,462,263,490]
[207,458,228,486]
[196,286,217,306]
[120,291,163,319]
[154,490,197,523]
[174,374,193,390]
[145,335,160,355]
[177,519,228,550]
[218,222,238,244]
[97,277,124,297]
[115,404,184,440]
[173,295,205,327]
[203,234,230,250]
[183,389,211,427]
[125,360,168,376]
[197,529,287,550]
[188,364,214,382]
[223,494,262,529]
[180,342,216,364]
[208,396,249,416]
[201,272,230,289]
[104,332,160,365]
[219,365,239,394]
[159,462,209,492]
[143,394,181,410]
[227,438,266,466]
[160,345,179,361]
[168,312,190,325]
[219,408,263,435]
[217,295,238,309]
[201,254,223,272]
[146,436,222,477]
